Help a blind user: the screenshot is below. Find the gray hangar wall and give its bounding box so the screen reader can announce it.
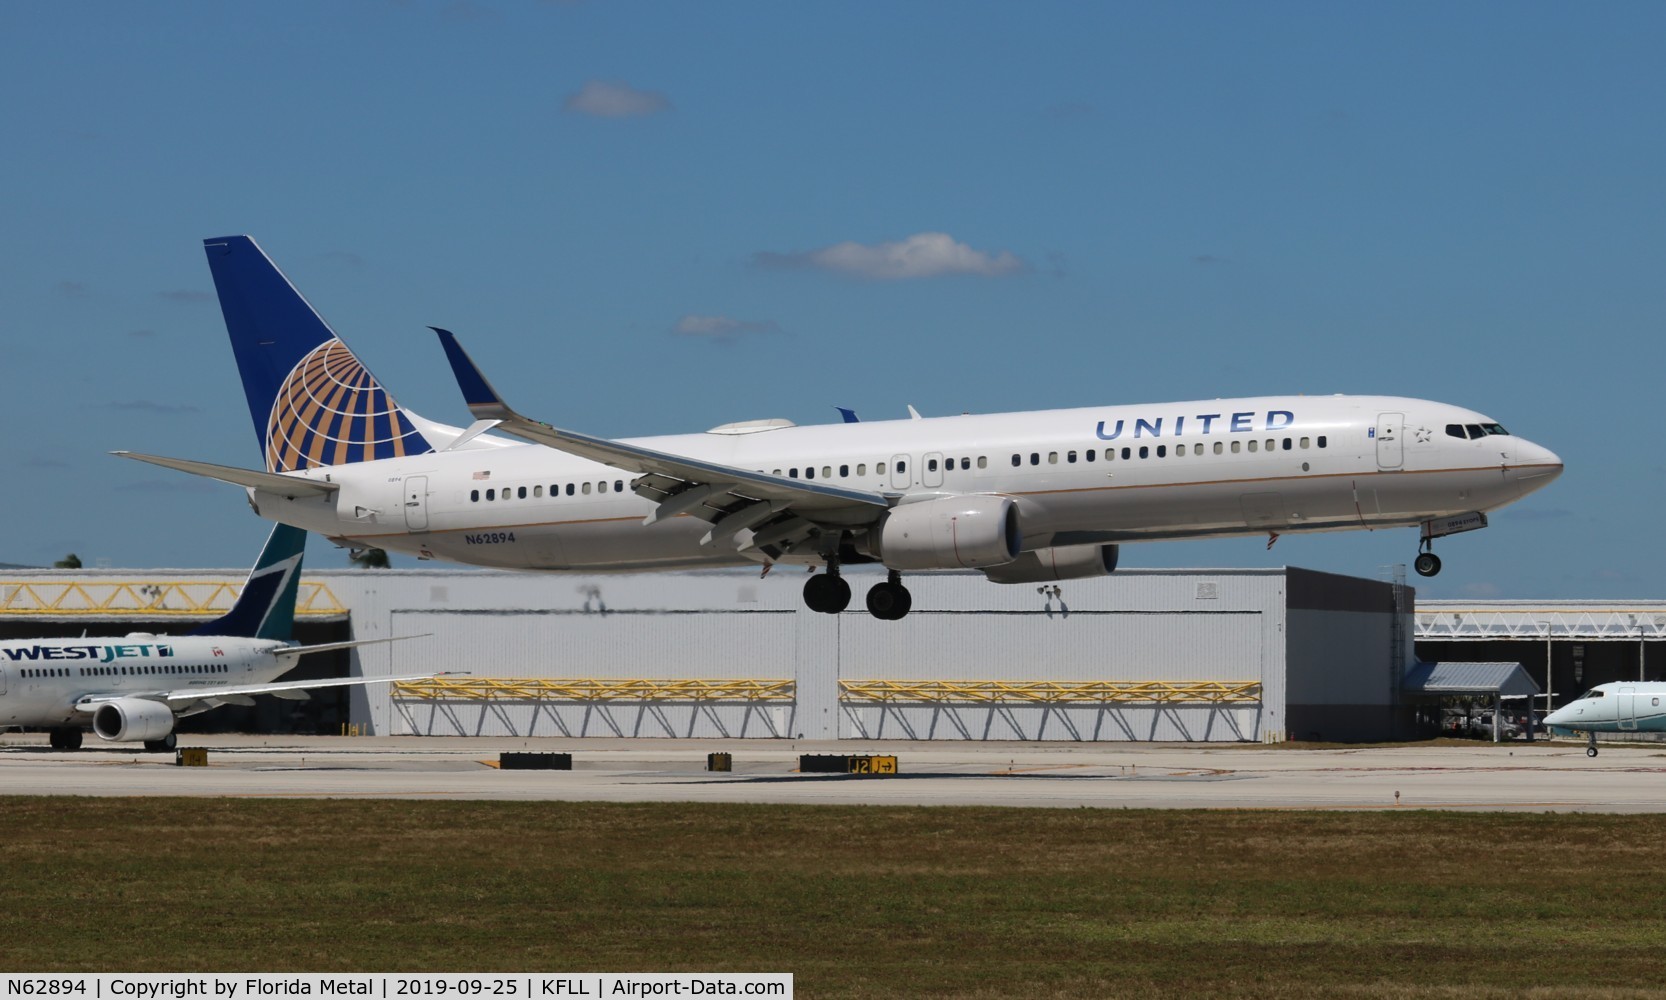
[333,565,1408,743]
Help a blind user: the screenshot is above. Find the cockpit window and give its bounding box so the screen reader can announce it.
[1578,688,1604,700]
[1447,423,1512,440]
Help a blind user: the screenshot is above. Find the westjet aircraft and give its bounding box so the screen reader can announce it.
[119,236,1563,620]
[1545,683,1666,757]
[0,523,429,751]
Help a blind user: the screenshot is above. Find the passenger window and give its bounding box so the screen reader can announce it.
[960,457,970,470]
[1157,445,1167,458]
[1231,441,1241,454]
[1067,451,1077,463]
[1265,439,1275,452]
[1121,447,1131,460]
[840,465,849,477]
[1247,440,1258,453]
[1012,454,1021,467]
[977,457,986,469]
[533,485,543,498]
[1300,437,1310,449]
[1085,450,1095,462]
[1139,446,1149,459]
[1193,443,1203,456]
[805,467,815,479]
[471,489,480,502]
[582,482,592,495]
[615,480,624,492]
[599,480,608,493]
[518,486,527,499]
[1282,438,1292,451]
[858,463,867,475]
[566,483,575,496]
[821,467,831,479]
[897,460,906,473]
[486,488,496,500]
[1317,436,1327,448]
[1030,453,1040,466]
[877,462,886,475]
[928,458,938,472]
[790,468,799,478]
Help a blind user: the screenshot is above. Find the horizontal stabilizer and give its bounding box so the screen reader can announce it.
[111,451,338,497]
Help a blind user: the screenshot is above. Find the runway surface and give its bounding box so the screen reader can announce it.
[3,734,1663,811]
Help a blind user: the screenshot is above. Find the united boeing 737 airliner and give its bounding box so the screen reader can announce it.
[0,523,429,751]
[119,236,1564,620]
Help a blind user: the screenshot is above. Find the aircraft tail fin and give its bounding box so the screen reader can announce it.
[187,523,308,641]
[203,236,435,472]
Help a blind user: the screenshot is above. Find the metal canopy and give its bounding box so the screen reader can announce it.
[1401,661,1541,698]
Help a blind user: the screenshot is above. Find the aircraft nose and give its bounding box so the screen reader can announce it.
[1510,438,1563,495]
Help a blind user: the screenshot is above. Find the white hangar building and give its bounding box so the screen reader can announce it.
[1,563,1416,743]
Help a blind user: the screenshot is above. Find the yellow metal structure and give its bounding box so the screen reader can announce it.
[840,679,1262,705]
[0,579,344,618]
[392,677,796,702]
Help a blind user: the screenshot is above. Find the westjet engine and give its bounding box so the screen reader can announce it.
[981,543,1119,584]
[91,698,176,743]
[873,495,1022,570]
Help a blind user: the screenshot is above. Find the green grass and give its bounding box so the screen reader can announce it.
[4,799,1664,998]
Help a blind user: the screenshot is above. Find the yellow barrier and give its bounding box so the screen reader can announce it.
[840,679,1262,705]
[0,579,344,618]
[392,677,796,703]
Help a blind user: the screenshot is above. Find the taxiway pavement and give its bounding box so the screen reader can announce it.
[3,734,1664,811]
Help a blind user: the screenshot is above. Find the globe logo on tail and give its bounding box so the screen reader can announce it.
[264,339,432,472]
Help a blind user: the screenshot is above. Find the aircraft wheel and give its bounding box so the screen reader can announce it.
[63,728,82,751]
[48,729,64,750]
[866,581,913,620]
[1414,552,1442,577]
[48,727,83,750]
[143,733,178,754]
[803,573,851,614]
[1587,746,1598,758]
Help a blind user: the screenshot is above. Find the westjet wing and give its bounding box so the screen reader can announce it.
[111,451,339,498]
[271,634,432,660]
[432,328,895,541]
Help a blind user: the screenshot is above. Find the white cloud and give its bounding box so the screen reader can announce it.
[563,80,671,118]
[753,232,1027,280]
[673,315,780,343]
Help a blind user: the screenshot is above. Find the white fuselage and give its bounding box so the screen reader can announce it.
[0,635,286,727]
[1545,683,1666,734]
[247,394,1562,571]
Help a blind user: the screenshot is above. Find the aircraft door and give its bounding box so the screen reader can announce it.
[923,452,945,488]
[1375,412,1404,470]
[402,475,430,532]
[889,455,911,490]
[1619,686,1638,731]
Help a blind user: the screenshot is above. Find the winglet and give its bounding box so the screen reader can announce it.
[835,407,860,423]
[431,327,515,421]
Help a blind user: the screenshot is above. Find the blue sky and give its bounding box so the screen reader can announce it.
[1,1,1660,598]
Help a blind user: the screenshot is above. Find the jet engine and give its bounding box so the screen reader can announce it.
[872,495,1021,570]
[91,698,176,743]
[982,543,1119,584]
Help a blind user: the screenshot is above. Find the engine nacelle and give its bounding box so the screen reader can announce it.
[874,495,1022,570]
[91,698,176,743]
[982,543,1119,584]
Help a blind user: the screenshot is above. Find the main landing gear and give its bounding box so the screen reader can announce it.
[866,570,912,621]
[802,566,913,620]
[143,732,178,753]
[47,727,83,750]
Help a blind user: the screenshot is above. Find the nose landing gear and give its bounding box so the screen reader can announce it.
[1585,731,1599,758]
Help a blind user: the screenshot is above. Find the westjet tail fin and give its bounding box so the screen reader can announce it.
[187,523,308,642]
[203,236,436,473]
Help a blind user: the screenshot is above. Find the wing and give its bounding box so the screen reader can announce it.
[161,671,444,703]
[431,328,896,556]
